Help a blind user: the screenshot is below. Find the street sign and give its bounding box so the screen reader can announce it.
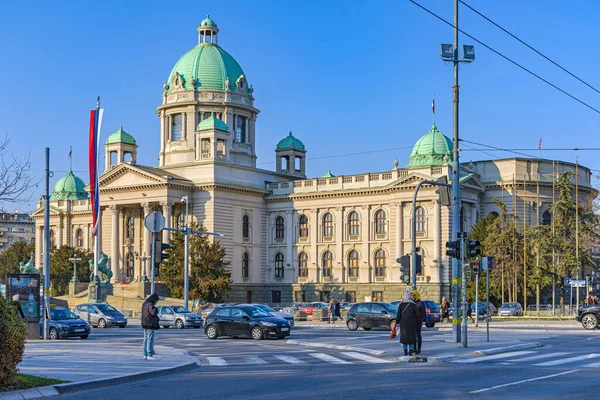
[566,279,585,287]
[481,256,495,271]
[144,211,165,233]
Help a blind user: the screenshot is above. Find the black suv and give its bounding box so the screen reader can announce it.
[576,304,600,330]
[346,302,397,331]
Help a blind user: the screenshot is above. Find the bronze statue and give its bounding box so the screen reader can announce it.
[89,251,113,285]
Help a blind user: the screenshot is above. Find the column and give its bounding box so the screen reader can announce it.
[265,211,270,283]
[395,202,403,260]
[142,203,151,278]
[97,207,103,252]
[433,199,441,283]
[286,210,293,283]
[85,224,91,251]
[57,217,64,248]
[335,207,343,282]
[161,201,173,242]
[361,205,370,282]
[110,205,120,283]
[309,209,318,282]
[470,203,477,232]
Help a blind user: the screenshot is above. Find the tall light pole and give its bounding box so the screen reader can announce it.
[182,196,190,310]
[69,255,81,283]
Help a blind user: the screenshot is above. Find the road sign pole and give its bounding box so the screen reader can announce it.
[475,261,479,328]
[486,261,490,342]
[151,231,156,294]
[461,234,467,348]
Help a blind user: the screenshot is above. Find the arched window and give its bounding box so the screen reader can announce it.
[242,215,250,239]
[176,213,185,229]
[275,216,285,239]
[348,211,360,236]
[299,215,309,238]
[75,229,84,248]
[415,207,426,233]
[126,252,135,281]
[298,252,308,277]
[374,249,386,277]
[375,209,387,234]
[348,250,359,277]
[49,229,55,248]
[242,252,249,278]
[275,253,285,278]
[322,251,333,277]
[322,213,334,238]
[542,210,552,226]
[126,216,135,239]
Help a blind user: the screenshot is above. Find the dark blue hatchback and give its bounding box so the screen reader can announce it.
[48,307,91,339]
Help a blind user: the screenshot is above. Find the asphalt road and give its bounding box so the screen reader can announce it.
[58,320,600,399]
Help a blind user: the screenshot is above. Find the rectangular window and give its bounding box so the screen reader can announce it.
[272,291,281,304]
[371,291,384,302]
[171,114,183,141]
[345,291,356,303]
[217,139,225,157]
[235,115,246,142]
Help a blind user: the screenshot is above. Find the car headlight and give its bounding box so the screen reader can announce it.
[105,316,114,320]
[260,321,277,327]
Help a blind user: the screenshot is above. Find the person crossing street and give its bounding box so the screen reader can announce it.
[412,290,426,355]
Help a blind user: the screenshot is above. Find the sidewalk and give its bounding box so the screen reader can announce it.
[2,341,198,400]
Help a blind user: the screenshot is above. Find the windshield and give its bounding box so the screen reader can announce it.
[172,306,191,313]
[95,304,117,312]
[246,307,271,318]
[256,304,276,312]
[51,309,78,320]
[500,303,517,308]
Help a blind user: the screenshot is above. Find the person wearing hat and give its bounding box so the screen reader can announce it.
[411,290,426,355]
[396,289,419,356]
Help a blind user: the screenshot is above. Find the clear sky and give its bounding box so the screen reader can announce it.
[1,0,599,212]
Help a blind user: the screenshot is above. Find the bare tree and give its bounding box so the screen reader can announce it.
[0,136,38,208]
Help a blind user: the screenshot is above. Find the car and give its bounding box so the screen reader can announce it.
[346,302,397,331]
[475,302,497,317]
[299,302,328,316]
[238,303,295,327]
[48,307,90,340]
[576,304,600,330]
[73,303,128,328]
[200,303,232,321]
[390,300,440,327]
[157,305,203,329]
[498,302,524,317]
[204,305,291,340]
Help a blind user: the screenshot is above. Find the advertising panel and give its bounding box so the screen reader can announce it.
[7,274,41,319]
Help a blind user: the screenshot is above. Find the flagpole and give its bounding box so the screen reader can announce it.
[432,94,436,125]
[94,97,100,284]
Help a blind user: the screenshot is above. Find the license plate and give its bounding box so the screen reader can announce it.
[281,327,289,331]
[74,329,85,332]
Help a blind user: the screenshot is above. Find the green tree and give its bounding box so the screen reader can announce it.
[0,241,35,284]
[49,246,93,296]
[160,222,231,302]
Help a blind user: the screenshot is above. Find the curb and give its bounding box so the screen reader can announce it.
[285,340,385,356]
[474,342,543,356]
[398,355,459,363]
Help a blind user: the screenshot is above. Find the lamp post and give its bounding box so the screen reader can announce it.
[182,196,190,310]
[69,255,81,283]
[138,253,150,282]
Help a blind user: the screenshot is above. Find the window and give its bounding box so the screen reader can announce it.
[322,213,334,238]
[202,111,222,120]
[231,308,247,318]
[375,209,387,234]
[161,307,173,315]
[49,229,55,248]
[126,252,135,280]
[415,206,426,233]
[177,213,185,229]
[215,308,230,317]
[542,210,552,226]
[298,214,309,238]
[242,252,249,278]
[356,303,370,313]
[348,211,360,236]
[322,251,333,277]
[272,291,281,304]
[275,253,285,278]
[217,139,225,156]
[374,249,386,277]
[372,291,384,302]
[294,291,306,302]
[371,304,385,313]
[171,114,183,141]
[320,291,331,302]
[348,250,359,277]
[275,216,285,239]
[235,115,246,142]
[298,252,308,277]
[126,216,135,239]
[75,229,84,247]
[19,227,25,232]
[346,291,356,303]
[242,215,250,239]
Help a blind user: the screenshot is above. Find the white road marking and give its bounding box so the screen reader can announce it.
[534,353,600,367]
[507,352,568,362]
[470,370,578,394]
[454,351,535,364]
[206,357,227,366]
[583,361,600,367]
[309,353,352,364]
[245,356,267,364]
[341,352,392,363]
[273,355,307,364]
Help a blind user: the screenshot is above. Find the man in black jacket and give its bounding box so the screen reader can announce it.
[142,293,160,360]
[412,290,426,355]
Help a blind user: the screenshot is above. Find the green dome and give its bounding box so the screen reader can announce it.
[276,132,305,151]
[407,124,453,168]
[166,44,248,93]
[106,126,136,145]
[197,114,229,132]
[50,171,88,201]
[200,15,217,27]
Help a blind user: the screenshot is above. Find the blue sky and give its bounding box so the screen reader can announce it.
[1,0,599,212]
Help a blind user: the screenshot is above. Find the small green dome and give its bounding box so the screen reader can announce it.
[197,114,229,132]
[50,171,88,201]
[322,170,336,178]
[200,15,217,27]
[407,124,453,168]
[276,132,305,151]
[106,126,136,145]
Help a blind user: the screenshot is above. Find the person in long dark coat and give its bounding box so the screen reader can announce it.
[396,290,419,356]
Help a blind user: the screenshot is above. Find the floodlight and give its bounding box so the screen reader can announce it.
[463,45,475,61]
[441,44,454,60]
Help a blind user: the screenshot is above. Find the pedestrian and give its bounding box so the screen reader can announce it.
[335,300,343,322]
[396,289,419,356]
[412,290,426,355]
[141,293,160,360]
[328,298,337,323]
[441,298,450,323]
[466,301,475,323]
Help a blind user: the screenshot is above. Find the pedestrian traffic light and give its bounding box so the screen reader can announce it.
[397,255,410,284]
[445,240,461,259]
[472,259,480,275]
[465,240,481,259]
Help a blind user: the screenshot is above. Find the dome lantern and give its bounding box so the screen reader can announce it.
[197,15,219,45]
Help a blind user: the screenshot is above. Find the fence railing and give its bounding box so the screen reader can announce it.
[526,305,579,316]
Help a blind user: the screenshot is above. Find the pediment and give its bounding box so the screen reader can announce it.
[460,173,485,192]
[31,205,63,217]
[96,163,168,191]
[386,172,439,189]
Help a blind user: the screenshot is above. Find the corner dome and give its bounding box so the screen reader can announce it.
[407,124,453,169]
[197,114,228,132]
[50,171,88,201]
[106,126,136,145]
[276,132,305,151]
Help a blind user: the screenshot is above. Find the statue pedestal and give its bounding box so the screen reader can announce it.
[69,282,88,296]
[26,319,41,340]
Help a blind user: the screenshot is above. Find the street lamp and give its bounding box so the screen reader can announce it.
[182,196,190,310]
[69,255,82,283]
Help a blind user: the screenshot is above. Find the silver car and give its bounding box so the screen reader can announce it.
[73,303,128,328]
[498,302,524,316]
[157,305,203,329]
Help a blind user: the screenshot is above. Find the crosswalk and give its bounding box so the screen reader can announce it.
[198,351,392,367]
[453,350,600,368]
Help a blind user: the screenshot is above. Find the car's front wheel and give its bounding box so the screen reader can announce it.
[251,326,264,340]
[49,327,58,340]
[206,324,219,339]
[347,319,358,331]
[582,314,599,330]
[176,319,185,329]
[389,319,396,330]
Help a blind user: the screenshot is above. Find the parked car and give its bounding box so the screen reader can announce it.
[299,302,328,316]
[48,307,90,340]
[204,305,291,340]
[73,303,127,328]
[498,302,524,317]
[390,300,440,327]
[157,305,203,329]
[238,303,295,327]
[476,302,497,317]
[346,302,397,331]
[576,304,600,330]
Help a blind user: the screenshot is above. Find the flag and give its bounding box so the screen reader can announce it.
[88,107,103,236]
[432,97,435,114]
[68,146,72,161]
[538,137,542,150]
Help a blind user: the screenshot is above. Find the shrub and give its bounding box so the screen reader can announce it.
[0,296,26,388]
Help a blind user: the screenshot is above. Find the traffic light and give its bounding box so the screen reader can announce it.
[397,255,410,284]
[446,240,461,259]
[154,236,171,265]
[465,240,481,259]
[472,259,480,275]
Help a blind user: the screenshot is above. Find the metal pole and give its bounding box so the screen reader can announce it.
[451,0,462,344]
[461,234,467,347]
[183,196,190,310]
[486,266,489,342]
[43,148,51,340]
[475,266,479,328]
[151,232,156,294]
